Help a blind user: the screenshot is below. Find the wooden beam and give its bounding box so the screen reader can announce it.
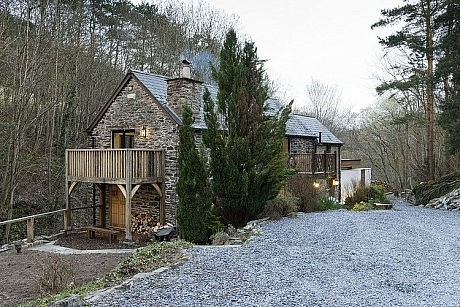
[151,183,163,197]
[131,184,141,200]
[0,209,66,226]
[159,182,165,226]
[125,151,133,241]
[68,181,79,195]
[64,151,72,233]
[27,218,34,243]
[151,182,165,226]
[100,184,106,228]
[64,180,72,233]
[116,184,127,199]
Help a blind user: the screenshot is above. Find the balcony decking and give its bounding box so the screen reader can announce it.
[288,153,337,175]
[66,149,164,185]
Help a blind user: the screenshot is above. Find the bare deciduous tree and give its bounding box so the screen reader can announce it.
[295,78,354,137]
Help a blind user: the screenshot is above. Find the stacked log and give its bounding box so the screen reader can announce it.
[131,213,156,235]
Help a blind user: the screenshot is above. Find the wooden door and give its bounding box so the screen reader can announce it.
[110,185,125,229]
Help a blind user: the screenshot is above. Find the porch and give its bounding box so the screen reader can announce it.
[65,149,165,241]
[288,153,338,175]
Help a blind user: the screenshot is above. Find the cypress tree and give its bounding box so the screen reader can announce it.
[176,105,212,244]
[203,29,292,227]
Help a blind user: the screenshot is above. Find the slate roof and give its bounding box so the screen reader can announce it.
[265,99,343,145]
[92,70,342,145]
[131,70,169,104]
[287,114,343,144]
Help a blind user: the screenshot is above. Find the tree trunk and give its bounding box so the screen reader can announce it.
[424,0,435,180]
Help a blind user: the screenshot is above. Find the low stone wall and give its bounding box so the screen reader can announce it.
[424,188,460,212]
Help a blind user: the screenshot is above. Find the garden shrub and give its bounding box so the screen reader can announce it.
[320,197,341,210]
[345,184,389,208]
[264,192,300,220]
[286,174,323,212]
[35,254,75,295]
[351,201,373,211]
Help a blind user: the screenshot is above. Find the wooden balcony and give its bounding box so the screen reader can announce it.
[288,153,337,175]
[66,149,164,185]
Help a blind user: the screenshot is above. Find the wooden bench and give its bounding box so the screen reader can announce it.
[83,226,121,243]
[374,203,393,210]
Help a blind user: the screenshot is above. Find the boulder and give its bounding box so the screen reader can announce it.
[426,188,460,211]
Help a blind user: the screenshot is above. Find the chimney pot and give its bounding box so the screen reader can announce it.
[181,59,191,79]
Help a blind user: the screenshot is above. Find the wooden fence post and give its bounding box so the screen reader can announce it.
[27,218,34,243]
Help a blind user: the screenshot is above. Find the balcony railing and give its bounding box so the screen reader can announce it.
[66,149,164,184]
[288,153,337,174]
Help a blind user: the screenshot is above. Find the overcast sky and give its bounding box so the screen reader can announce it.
[181,0,401,111]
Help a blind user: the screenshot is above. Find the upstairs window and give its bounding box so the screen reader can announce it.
[112,130,135,148]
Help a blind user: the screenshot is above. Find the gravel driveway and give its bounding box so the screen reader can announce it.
[91,200,460,306]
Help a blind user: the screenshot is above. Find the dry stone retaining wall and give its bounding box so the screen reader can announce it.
[424,188,460,212]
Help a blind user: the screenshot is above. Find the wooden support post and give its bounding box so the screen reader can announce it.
[27,218,34,243]
[159,183,165,226]
[160,155,166,225]
[64,181,72,233]
[152,182,165,225]
[64,151,72,234]
[125,150,133,241]
[97,184,106,228]
[312,154,317,174]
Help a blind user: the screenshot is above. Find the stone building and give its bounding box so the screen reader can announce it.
[64,65,342,240]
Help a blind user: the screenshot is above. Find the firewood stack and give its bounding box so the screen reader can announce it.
[131,213,156,235]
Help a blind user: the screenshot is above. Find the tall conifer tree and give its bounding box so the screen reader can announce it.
[203,29,292,227]
[436,0,460,154]
[372,0,441,180]
[176,105,212,244]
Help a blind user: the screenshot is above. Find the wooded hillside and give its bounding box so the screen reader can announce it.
[0,0,236,242]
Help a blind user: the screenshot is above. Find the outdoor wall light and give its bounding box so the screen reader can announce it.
[313,182,320,189]
[140,126,147,138]
[332,179,339,186]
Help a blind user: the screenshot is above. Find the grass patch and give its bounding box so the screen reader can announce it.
[20,240,192,307]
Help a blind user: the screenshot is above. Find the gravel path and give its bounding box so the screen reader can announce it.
[91,200,460,306]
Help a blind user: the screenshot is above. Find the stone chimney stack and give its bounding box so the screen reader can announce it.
[167,60,203,122]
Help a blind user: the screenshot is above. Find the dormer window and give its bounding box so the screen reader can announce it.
[112,130,135,148]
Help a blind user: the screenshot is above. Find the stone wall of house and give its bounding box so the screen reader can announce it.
[289,137,315,153]
[89,77,180,225]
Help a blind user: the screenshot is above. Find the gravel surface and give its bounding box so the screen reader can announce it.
[91,200,460,306]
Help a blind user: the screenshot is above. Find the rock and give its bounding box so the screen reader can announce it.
[53,295,87,307]
[426,188,460,211]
